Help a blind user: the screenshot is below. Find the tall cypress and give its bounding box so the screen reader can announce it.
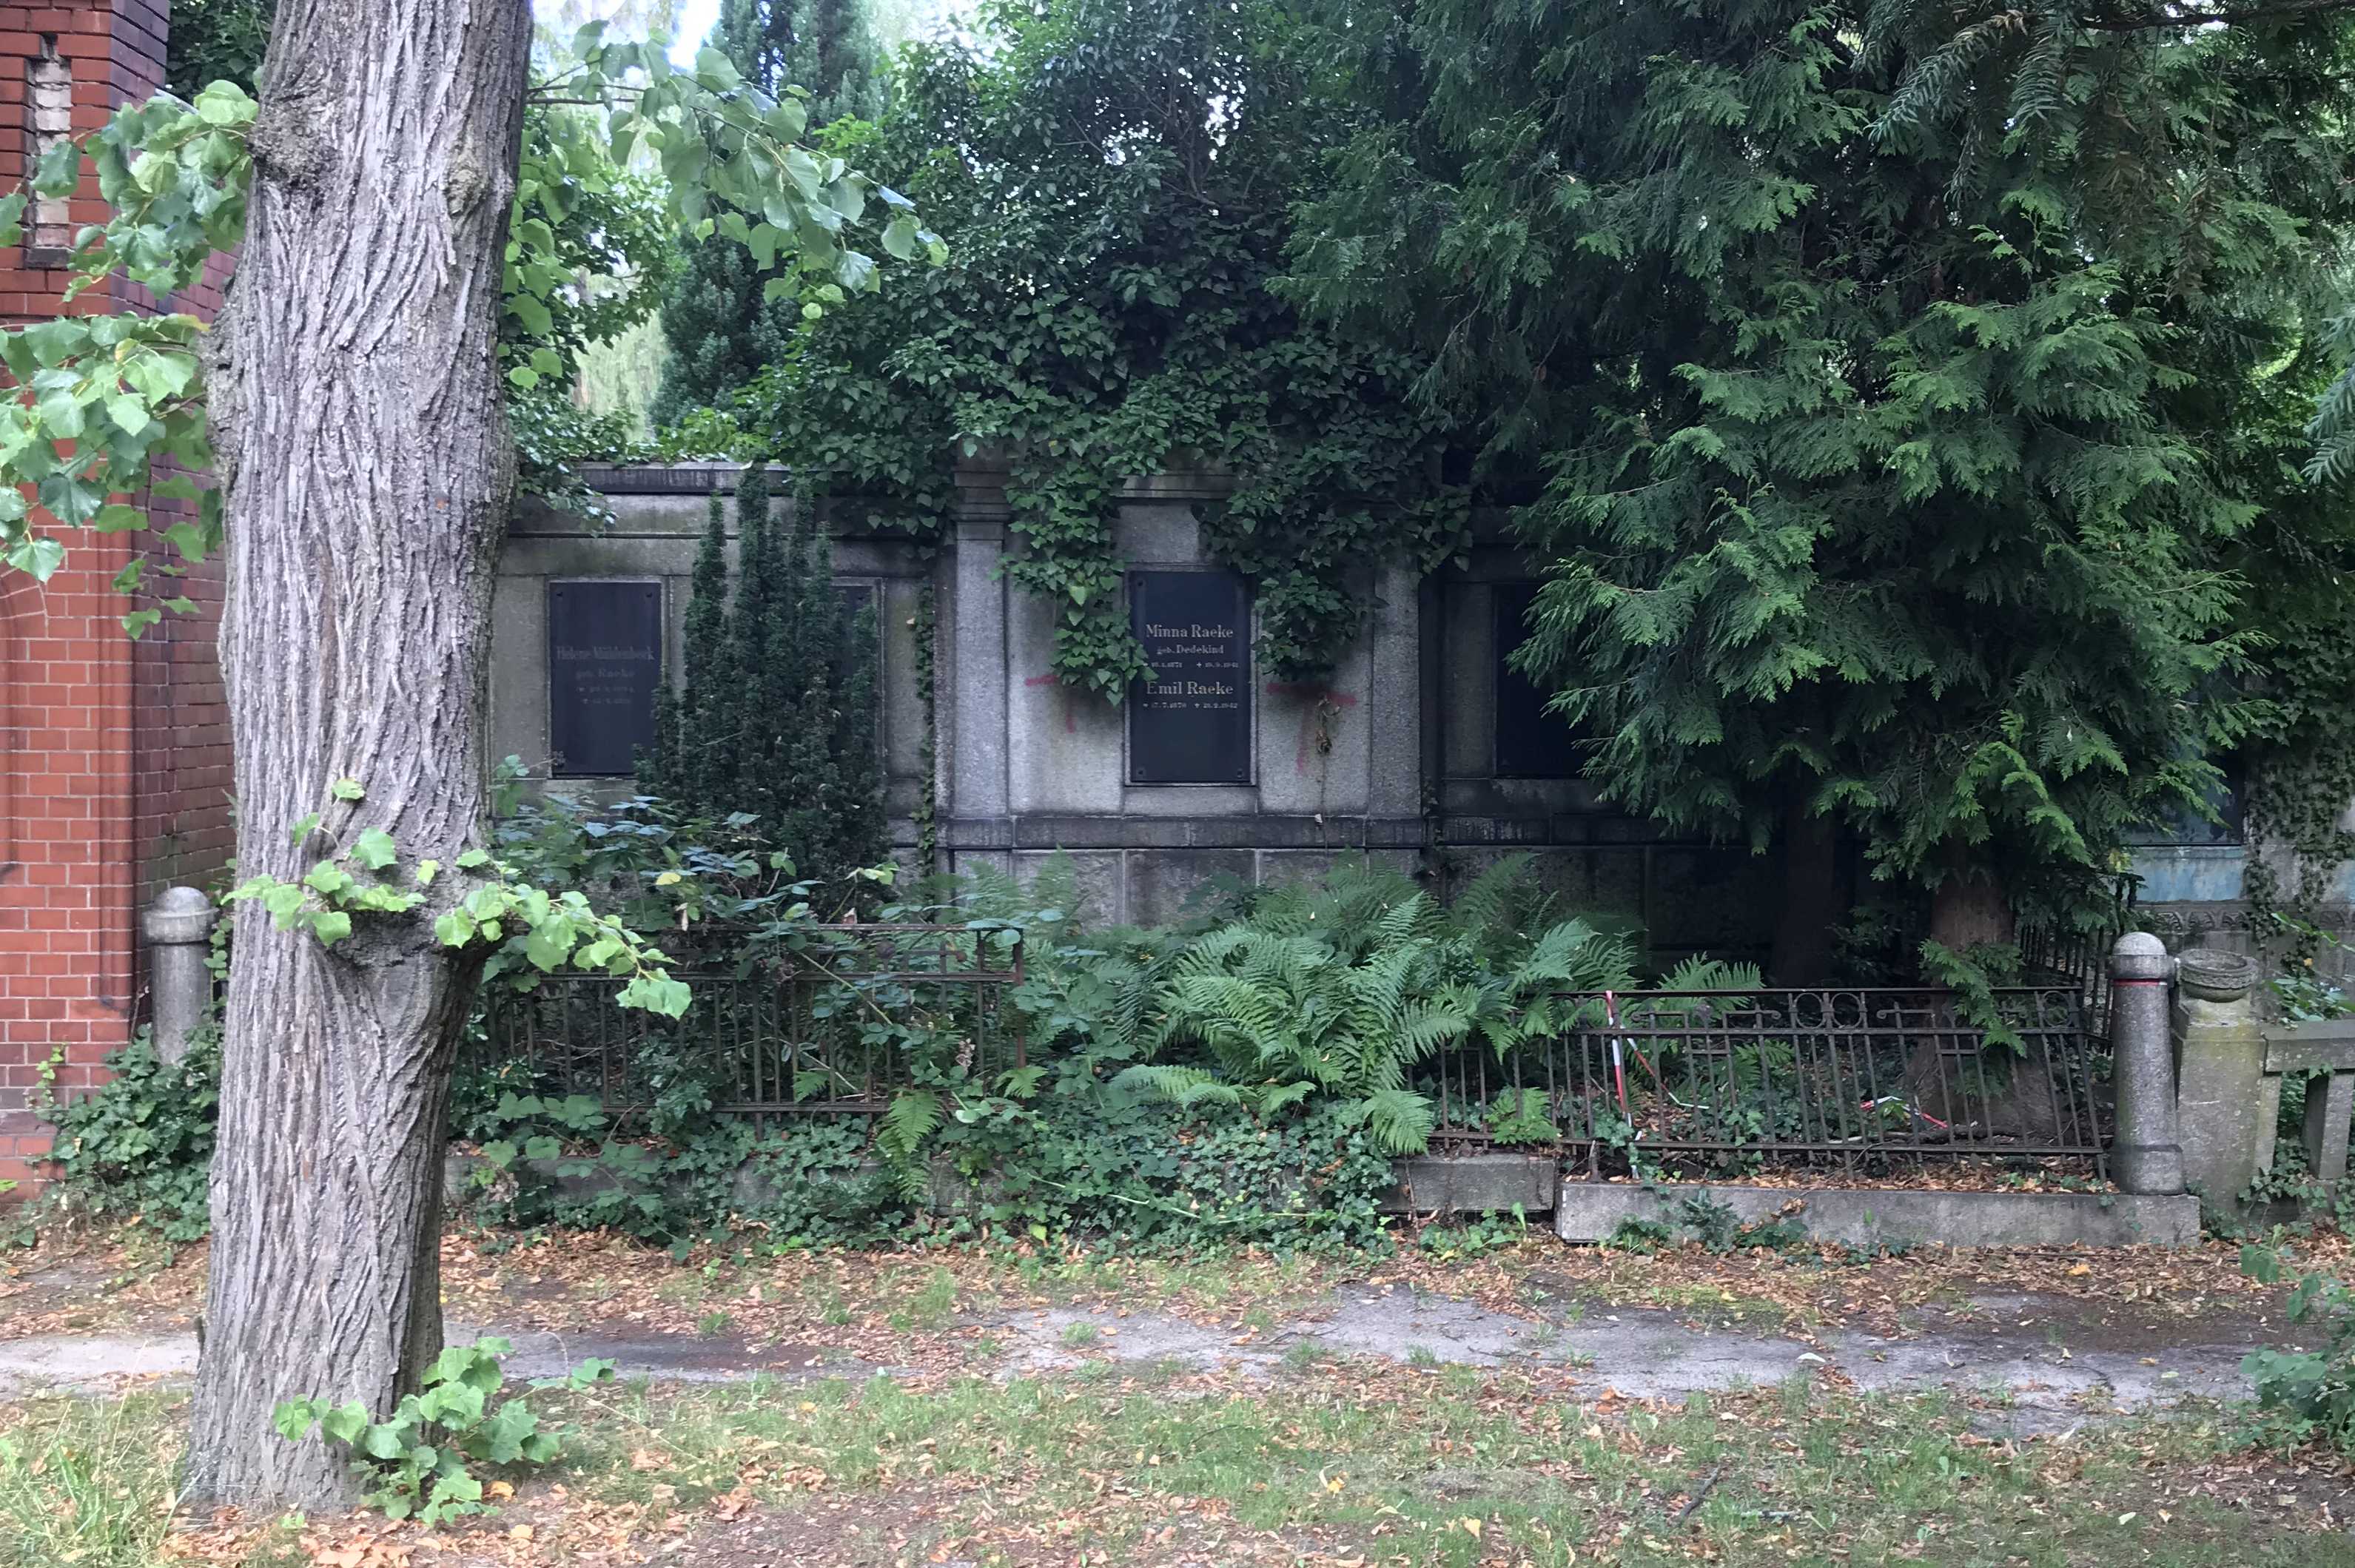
[644,488,730,800]
[654,0,888,420]
[638,465,889,882]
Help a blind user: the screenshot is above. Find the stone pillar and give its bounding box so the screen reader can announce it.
[141,886,217,1064]
[940,452,1012,872]
[2109,932,2183,1194]
[2171,947,2266,1205]
[2303,1071,2355,1194]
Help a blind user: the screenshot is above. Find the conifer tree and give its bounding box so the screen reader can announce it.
[640,465,887,881]
[1289,1,2355,966]
[656,0,888,419]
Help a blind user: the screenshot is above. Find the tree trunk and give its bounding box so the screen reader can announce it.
[1928,852,2015,953]
[183,0,531,1510]
[1768,798,1844,985]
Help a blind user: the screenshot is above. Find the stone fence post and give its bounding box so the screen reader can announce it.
[2170,947,2265,1205]
[141,886,217,1065]
[2109,932,2183,1194]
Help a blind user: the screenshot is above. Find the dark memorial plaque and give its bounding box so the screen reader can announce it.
[1129,570,1252,784]
[548,580,662,777]
[1493,582,1580,778]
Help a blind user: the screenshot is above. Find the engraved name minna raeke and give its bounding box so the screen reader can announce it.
[1129,571,1251,784]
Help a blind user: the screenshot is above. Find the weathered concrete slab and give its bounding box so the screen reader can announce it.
[1383,1154,1556,1215]
[1553,1182,2202,1249]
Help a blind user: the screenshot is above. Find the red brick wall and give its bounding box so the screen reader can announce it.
[0,1,231,1191]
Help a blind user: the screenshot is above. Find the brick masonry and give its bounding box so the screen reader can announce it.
[0,0,231,1192]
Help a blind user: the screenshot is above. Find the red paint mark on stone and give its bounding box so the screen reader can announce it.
[1024,673,1076,732]
[1264,685,1360,773]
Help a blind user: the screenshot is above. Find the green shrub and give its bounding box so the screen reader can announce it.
[39,1028,219,1242]
[275,1339,614,1524]
[2240,1245,2355,1453]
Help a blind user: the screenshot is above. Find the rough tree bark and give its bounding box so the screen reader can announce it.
[183,0,533,1509]
[1927,849,2015,954]
[1768,797,1844,986]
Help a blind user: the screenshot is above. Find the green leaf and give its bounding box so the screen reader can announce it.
[617,975,692,1018]
[349,828,398,871]
[106,394,152,435]
[508,294,553,337]
[693,47,743,92]
[319,1400,371,1445]
[331,778,366,801]
[272,1400,320,1441]
[311,910,353,945]
[3,534,63,582]
[303,861,354,897]
[193,81,255,127]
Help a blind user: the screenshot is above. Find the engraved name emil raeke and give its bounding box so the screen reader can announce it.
[1129,570,1251,784]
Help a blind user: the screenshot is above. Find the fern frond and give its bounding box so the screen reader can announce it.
[877,1089,941,1164]
[1112,1063,1244,1108]
[1357,1088,1437,1155]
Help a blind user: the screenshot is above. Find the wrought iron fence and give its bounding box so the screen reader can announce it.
[2016,874,2140,1038]
[473,934,2111,1176]
[1425,986,2108,1177]
[467,923,1025,1132]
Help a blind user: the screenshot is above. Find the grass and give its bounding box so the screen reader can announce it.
[551,1367,2348,1567]
[0,1392,301,1568]
[4,1362,2349,1567]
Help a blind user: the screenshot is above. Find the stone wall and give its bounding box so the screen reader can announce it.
[496,460,1778,956]
[495,467,933,844]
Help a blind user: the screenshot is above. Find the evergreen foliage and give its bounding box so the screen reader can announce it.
[1285,1,2355,937]
[732,0,1468,691]
[641,465,887,880]
[656,0,890,420]
[164,0,274,98]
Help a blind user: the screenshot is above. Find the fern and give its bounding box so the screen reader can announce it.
[1356,1088,1437,1156]
[877,1089,942,1165]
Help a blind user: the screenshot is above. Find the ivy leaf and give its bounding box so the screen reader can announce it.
[312,909,353,946]
[319,1400,371,1445]
[331,777,366,801]
[349,828,398,871]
